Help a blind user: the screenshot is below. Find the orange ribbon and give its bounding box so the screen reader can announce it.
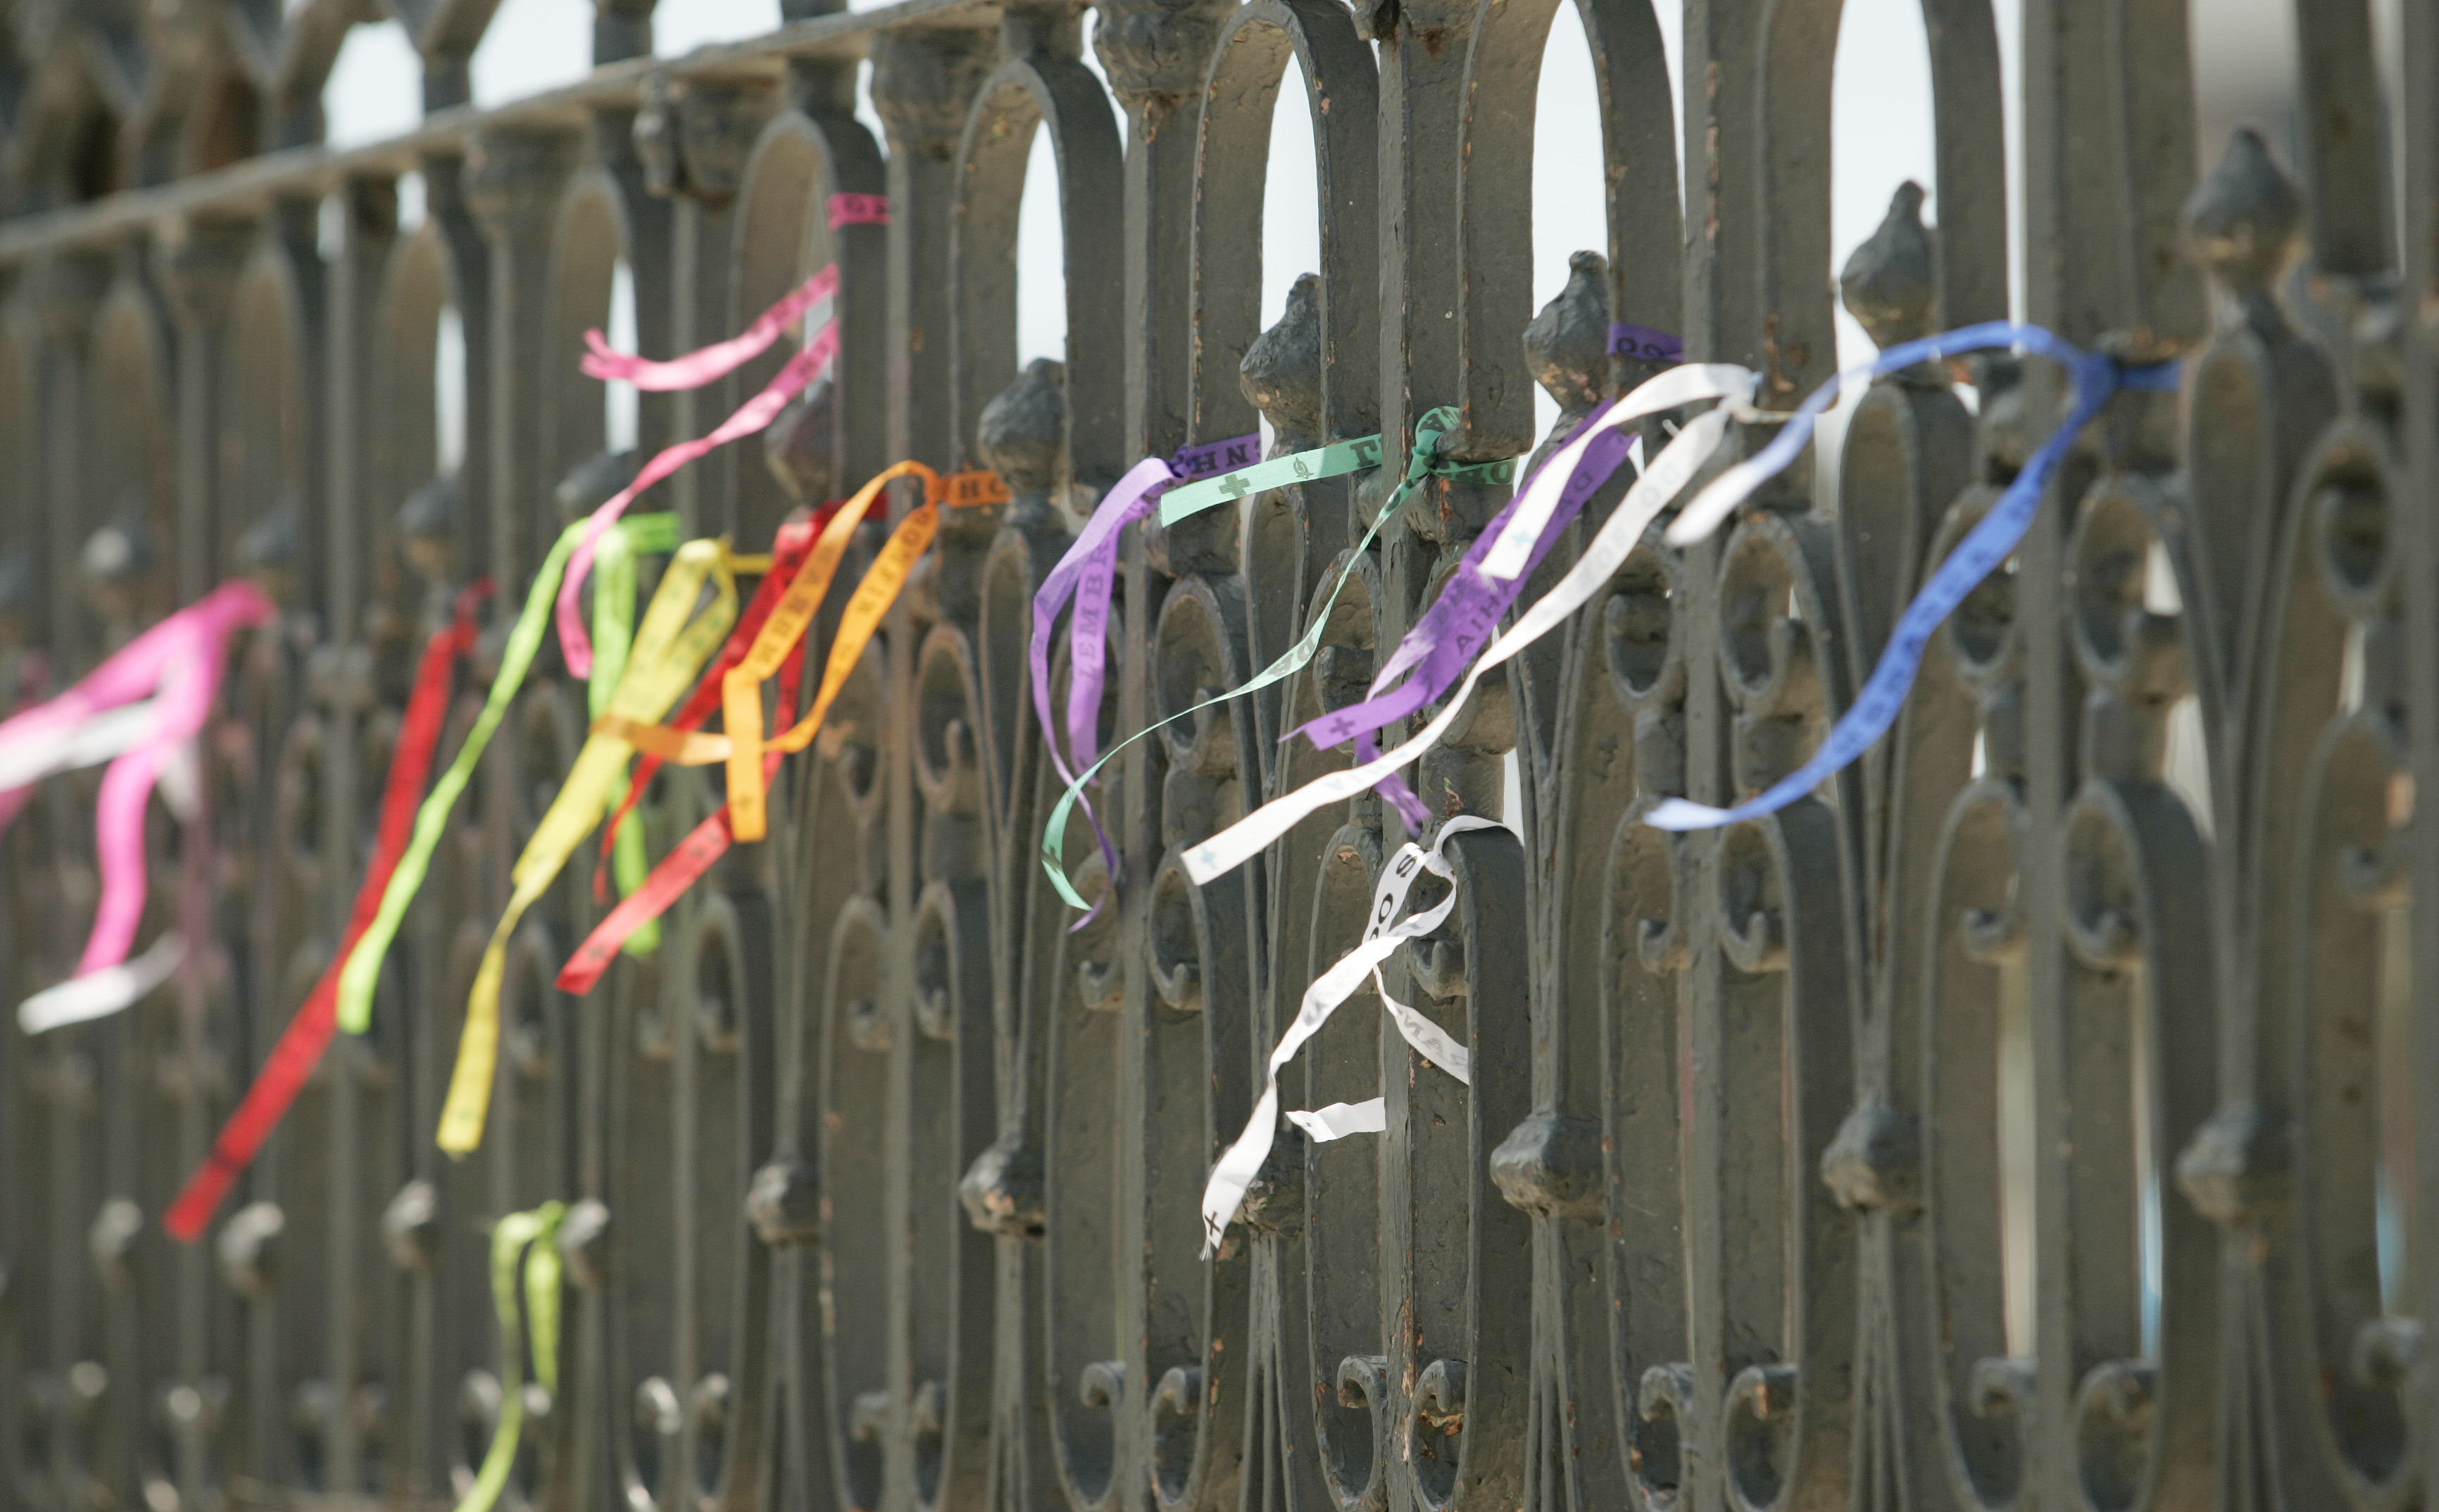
[596,463,1008,841]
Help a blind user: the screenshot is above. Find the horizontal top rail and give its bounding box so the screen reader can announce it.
[0,0,997,264]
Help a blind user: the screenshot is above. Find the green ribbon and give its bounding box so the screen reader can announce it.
[586,526,660,958]
[1043,408,1498,909]
[1158,431,1515,527]
[334,513,679,1035]
[454,1200,567,1512]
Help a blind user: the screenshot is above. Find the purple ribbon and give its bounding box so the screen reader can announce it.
[1171,432,1262,481]
[1609,322,1684,363]
[1293,412,1640,761]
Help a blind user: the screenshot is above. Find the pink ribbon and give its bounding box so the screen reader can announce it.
[827,193,890,229]
[558,193,883,674]
[0,581,272,988]
[582,265,839,391]
[557,321,840,676]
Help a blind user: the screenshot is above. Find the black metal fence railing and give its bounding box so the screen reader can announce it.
[0,0,2433,1510]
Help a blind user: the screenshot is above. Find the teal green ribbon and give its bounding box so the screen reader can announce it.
[1042,408,1500,909]
[1158,429,1515,527]
[334,513,679,1035]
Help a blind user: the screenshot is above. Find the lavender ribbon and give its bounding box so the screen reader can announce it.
[1030,434,1262,920]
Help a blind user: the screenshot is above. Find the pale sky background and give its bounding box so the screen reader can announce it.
[320,0,2361,450]
[321,0,2000,451]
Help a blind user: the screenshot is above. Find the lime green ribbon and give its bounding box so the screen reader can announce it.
[454,1201,567,1512]
[334,513,679,1035]
[1043,408,1498,909]
[1158,429,1515,527]
[586,527,658,957]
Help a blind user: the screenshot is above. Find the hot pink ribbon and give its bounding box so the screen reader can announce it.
[582,265,840,391]
[560,194,883,674]
[827,193,889,229]
[0,581,272,978]
[557,320,840,676]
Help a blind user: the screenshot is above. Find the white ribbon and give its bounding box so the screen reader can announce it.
[1182,402,1741,886]
[1478,364,1757,582]
[1284,1099,1388,1140]
[0,650,204,798]
[20,931,187,1034]
[1199,814,1500,1254]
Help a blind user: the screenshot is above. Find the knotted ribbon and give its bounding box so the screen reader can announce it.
[1026,434,1260,924]
[556,194,885,674]
[589,507,830,901]
[560,466,1005,990]
[1040,410,1517,912]
[600,464,1008,841]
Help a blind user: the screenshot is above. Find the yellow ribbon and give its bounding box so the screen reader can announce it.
[601,464,1008,843]
[437,539,746,1154]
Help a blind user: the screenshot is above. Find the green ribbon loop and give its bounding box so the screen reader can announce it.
[1042,408,1501,910]
[587,515,672,959]
[334,513,679,1035]
[1157,427,1516,527]
[454,1200,566,1512]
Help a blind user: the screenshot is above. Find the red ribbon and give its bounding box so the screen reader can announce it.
[558,591,813,997]
[590,508,832,902]
[164,582,490,1243]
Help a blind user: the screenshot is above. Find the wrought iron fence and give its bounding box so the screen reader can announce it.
[0,0,2432,1509]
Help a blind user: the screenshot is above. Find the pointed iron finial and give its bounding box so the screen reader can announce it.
[764,377,838,505]
[977,358,1067,496]
[1524,250,1610,421]
[1239,275,1324,447]
[2181,126,2302,292]
[1840,182,1937,351]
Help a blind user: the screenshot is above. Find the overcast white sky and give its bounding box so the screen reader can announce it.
[322,0,1997,448]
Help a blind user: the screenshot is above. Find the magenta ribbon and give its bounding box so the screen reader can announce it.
[557,319,841,676]
[827,193,890,229]
[582,265,838,391]
[1293,412,1641,767]
[0,582,272,976]
[1029,433,1261,919]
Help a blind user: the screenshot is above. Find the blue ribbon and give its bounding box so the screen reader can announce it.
[1647,323,2180,832]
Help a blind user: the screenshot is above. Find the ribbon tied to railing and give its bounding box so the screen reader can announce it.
[1038,410,1518,914]
[1200,814,1498,1254]
[559,460,1008,993]
[1024,432,1263,925]
[439,536,753,1154]
[5,579,275,1034]
[1177,323,2178,886]
[557,211,881,676]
